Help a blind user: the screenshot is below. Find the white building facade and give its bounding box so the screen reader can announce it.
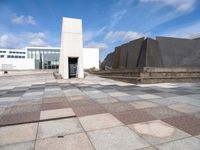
[59,17,84,79]
[0,17,100,76]
[0,49,34,70]
[83,48,99,70]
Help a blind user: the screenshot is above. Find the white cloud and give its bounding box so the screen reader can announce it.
[85,42,108,50]
[84,27,106,42]
[12,15,37,25]
[140,0,196,12]
[105,31,149,43]
[0,32,49,49]
[26,32,49,47]
[110,9,127,28]
[162,22,200,38]
[0,34,19,48]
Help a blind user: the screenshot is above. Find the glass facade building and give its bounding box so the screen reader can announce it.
[26,47,60,69]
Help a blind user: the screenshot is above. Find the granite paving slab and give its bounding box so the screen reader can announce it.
[69,100,97,107]
[115,95,140,102]
[35,133,94,150]
[168,103,200,114]
[129,120,190,145]
[148,98,177,106]
[141,106,183,119]
[42,96,67,103]
[162,116,200,136]
[0,141,35,150]
[153,92,179,98]
[0,123,38,146]
[156,137,200,150]
[3,104,41,115]
[37,118,83,139]
[72,105,106,117]
[136,94,161,100]
[171,90,194,95]
[88,126,149,150]
[79,113,123,131]
[130,101,159,109]
[41,101,69,110]
[93,97,118,104]
[103,102,135,112]
[40,108,75,120]
[0,111,40,126]
[113,110,155,125]
[68,95,89,102]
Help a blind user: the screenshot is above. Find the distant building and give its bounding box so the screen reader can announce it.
[26,47,60,70]
[0,17,100,73]
[0,46,99,71]
[0,49,34,70]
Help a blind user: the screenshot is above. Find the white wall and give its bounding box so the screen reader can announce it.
[59,17,84,79]
[0,58,35,70]
[83,48,99,70]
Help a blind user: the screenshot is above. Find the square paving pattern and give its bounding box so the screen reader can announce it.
[0,71,200,149]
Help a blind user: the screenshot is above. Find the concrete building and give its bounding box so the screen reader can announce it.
[0,49,34,70]
[83,48,99,70]
[59,17,84,79]
[26,47,60,70]
[0,47,99,71]
[0,17,100,73]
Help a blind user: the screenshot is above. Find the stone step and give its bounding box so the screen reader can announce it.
[101,75,200,84]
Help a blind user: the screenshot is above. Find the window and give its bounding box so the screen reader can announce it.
[7,55,10,58]
[0,55,4,58]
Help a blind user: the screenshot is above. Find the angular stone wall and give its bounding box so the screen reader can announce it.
[157,37,200,67]
[101,36,200,70]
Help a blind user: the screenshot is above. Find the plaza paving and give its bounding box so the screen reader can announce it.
[0,71,200,150]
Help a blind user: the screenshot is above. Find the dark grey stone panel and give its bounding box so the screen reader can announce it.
[157,37,200,67]
[127,38,144,69]
[119,43,128,69]
[112,46,121,69]
[137,39,147,67]
[146,38,163,67]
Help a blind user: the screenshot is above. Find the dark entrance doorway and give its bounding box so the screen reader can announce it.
[68,57,78,78]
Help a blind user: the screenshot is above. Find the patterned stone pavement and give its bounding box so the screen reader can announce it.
[0,71,200,150]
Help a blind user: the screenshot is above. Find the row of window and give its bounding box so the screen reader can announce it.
[0,51,6,53]
[9,51,26,54]
[7,55,25,58]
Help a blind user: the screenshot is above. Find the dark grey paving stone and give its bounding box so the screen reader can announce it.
[162,116,200,136]
[72,105,106,117]
[113,110,156,125]
[3,104,41,115]
[0,111,40,126]
[171,90,194,96]
[153,92,179,98]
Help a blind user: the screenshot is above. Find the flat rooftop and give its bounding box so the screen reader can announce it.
[0,71,200,149]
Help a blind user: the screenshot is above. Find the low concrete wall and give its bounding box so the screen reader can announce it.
[0,58,35,70]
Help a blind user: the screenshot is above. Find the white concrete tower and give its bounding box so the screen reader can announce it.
[59,17,84,79]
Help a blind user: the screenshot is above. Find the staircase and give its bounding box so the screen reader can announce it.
[92,67,200,84]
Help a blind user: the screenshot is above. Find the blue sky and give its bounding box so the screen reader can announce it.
[0,0,200,60]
